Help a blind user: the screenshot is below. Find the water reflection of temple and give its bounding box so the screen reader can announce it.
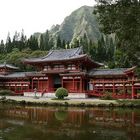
[1,107,140,140]
[3,107,140,128]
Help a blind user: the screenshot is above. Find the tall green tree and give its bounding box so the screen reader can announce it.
[5,33,12,53]
[56,35,62,49]
[44,30,51,50]
[12,31,20,49]
[39,34,45,50]
[0,40,5,53]
[19,29,27,51]
[27,35,39,50]
[96,35,106,62]
[94,0,140,67]
[72,38,80,48]
[80,34,89,53]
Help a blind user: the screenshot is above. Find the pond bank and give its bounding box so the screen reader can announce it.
[0,96,140,108]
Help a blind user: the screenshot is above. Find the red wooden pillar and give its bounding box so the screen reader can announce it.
[48,75,53,92]
[72,77,75,92]
[15,83,16,93]
[80,77,82,93]
[28,82,30,91]
[37,78,39,91]
[74,77,75,92]
[61,77,63,87]
[21,83,23,93]
[82,79,85,92]
[93,82,95,95]
[131,83,135,99]
[41,81,42,91]
[32,78,34,91]
[46,79,48,92]
[103,83,105,93]
[123,83,125,98]
[113,82,115,94]
[113,82,115,98]
[48,76,50,92]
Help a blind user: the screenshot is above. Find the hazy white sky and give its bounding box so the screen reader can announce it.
[0,0,96,41]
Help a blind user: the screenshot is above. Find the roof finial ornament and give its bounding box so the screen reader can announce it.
[4,61,7,67]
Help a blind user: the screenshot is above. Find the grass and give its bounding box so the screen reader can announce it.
[117,99,140,106]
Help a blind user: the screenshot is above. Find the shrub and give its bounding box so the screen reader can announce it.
[55,87,68,99]
[0,90,15,96]
[101,92,113,100]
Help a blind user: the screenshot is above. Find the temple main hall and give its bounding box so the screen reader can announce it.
[0,47,140,99]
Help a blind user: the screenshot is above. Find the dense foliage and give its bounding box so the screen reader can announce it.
[0,30,48,70]
[0,89,15,96]
[94,0,140,68]
[55,87,68,99]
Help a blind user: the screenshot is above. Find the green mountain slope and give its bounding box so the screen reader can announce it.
[50,5,101,43]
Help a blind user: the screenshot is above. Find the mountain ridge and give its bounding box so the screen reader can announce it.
[33,5,101,45]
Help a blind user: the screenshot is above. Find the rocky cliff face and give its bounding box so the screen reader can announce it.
[50,6,101,43]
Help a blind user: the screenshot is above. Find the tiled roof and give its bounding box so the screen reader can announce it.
[0,72,35,79]
[88,68,128,77]
[0,71,44,79]
[0,72,27,79]
[23,47,102,68]
[24,47,85,63]
[0,63,19,70]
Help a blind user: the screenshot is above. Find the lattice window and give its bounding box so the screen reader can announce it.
[67,64,76,70]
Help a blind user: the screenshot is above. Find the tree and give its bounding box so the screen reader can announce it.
[5,32,12,53]
[44,30,51,50]
[80,34,89,53]
[27,35,39,50]
[96,35,106,62]
[12,31,20,49]
[56,35,62,49]
[94,0,140,67]
[62,40,66,49]
[19,29,27,51]
[39,34,45,50]
[0,40,5,53]
[72,38,80,48]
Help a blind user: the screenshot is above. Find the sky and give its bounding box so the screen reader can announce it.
[0,0,96,41]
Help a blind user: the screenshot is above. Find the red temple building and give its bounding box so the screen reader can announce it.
[0,47,140,99]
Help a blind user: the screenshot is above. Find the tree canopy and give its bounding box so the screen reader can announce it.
[94,0,140,67]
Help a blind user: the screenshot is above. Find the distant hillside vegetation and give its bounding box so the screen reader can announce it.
[34,6,101,45]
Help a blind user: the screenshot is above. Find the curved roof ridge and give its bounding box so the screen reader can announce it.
[69,46,83,57]
[124,66,137,73]
[41,50,54,59]
[0,63,19,70]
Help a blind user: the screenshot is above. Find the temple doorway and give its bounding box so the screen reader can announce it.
[53,75,62,90]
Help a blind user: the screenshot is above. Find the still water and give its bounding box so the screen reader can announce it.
[0,105,140,140]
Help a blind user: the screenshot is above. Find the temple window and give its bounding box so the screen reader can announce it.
[53,64,64,70]
[44,65,51,71]
[67,64,76,70]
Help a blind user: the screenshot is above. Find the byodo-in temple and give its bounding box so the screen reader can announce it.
[0,47,140,99]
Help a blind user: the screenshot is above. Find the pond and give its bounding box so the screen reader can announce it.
[0,105,140,140]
